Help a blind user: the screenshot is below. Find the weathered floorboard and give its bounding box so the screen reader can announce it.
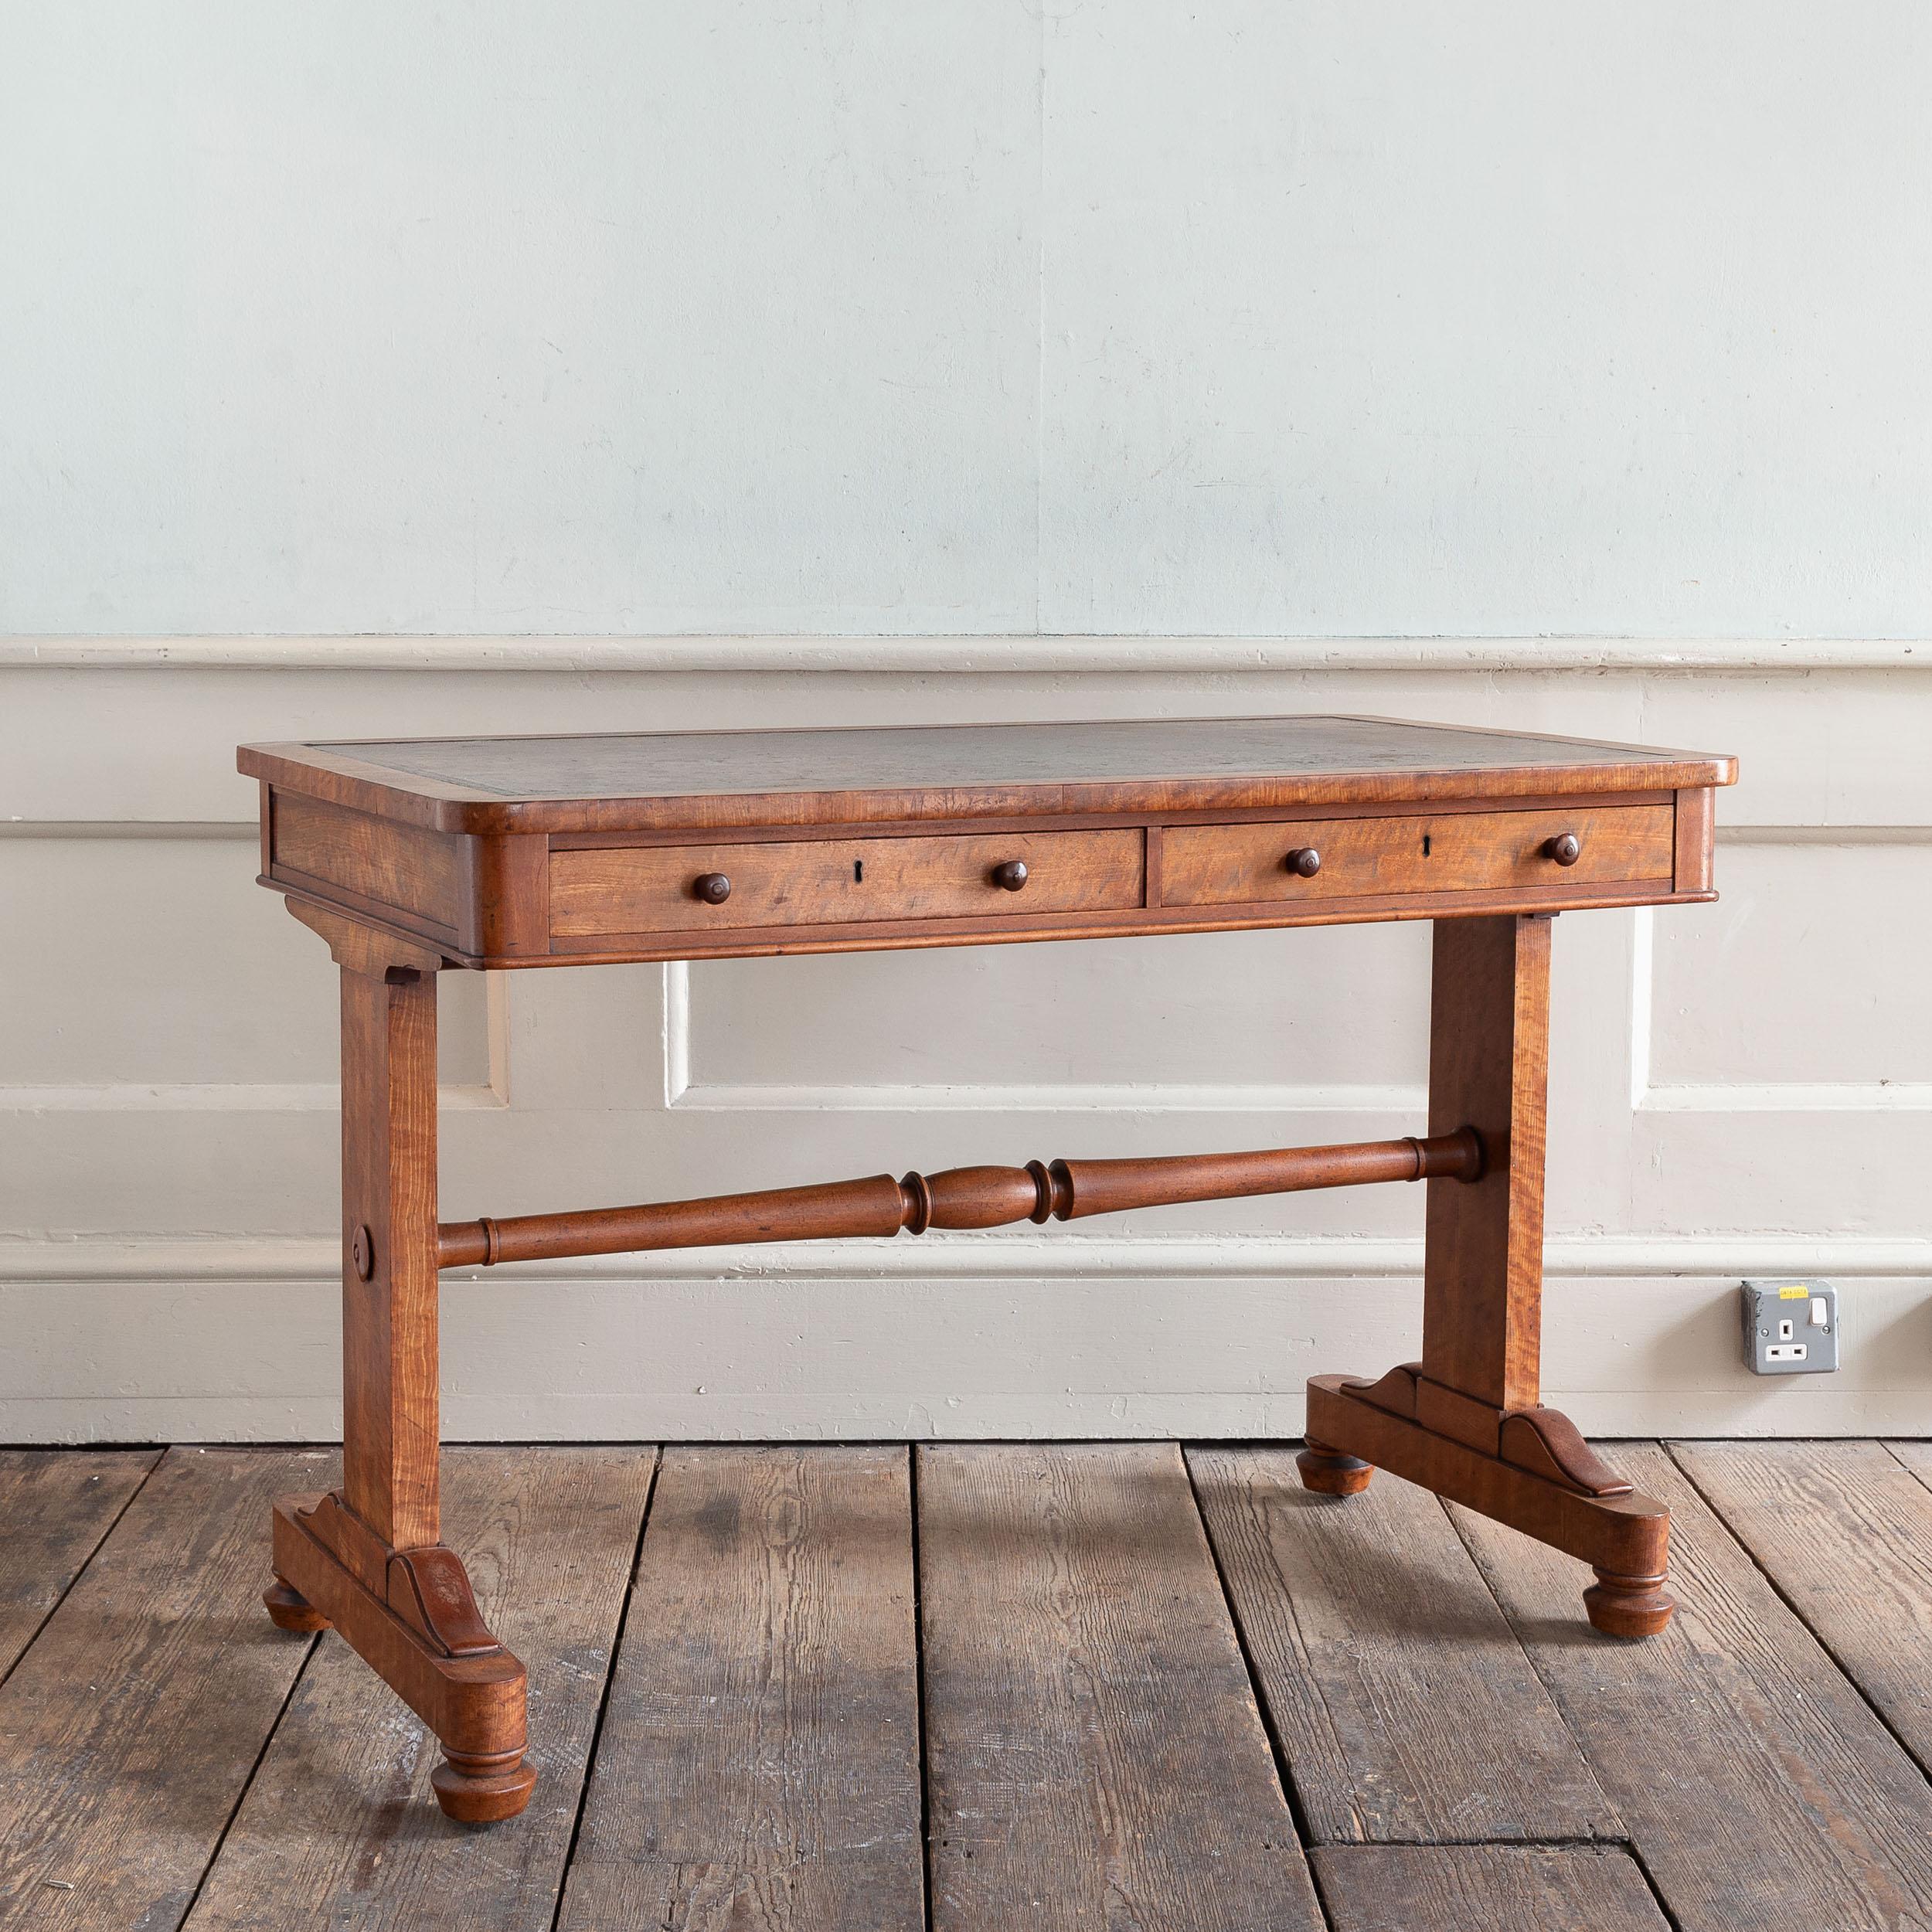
[0,1447,328,1931]
[1314,1845,1671,1931]
[1673,1440,1932,1774]
[556,1446,923,1932]
[1454,1444,1932,1932]
[185,1447,655,1932]
[0,1450,160,1681]
[1190,1444,1616,1844]
[920,1441,1323,1932]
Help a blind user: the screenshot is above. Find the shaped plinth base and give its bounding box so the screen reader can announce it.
[269,1492,536,1821]
[1295,1438,1376,1495]
[1305,1368,1675,1639]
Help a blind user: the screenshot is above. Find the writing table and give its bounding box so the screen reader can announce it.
[238,715,1736,1821]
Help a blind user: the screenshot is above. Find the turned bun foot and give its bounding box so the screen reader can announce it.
[432,1749,538,1824]
[1296,1438,1375,1497]
[262,1578,330,1632]
[1583,1568,1675,1638]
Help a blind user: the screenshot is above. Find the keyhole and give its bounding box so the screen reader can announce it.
[1422,834,1431,857]
[854,859,863,883]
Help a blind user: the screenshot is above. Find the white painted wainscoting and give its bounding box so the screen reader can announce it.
[2,642,1926,1441]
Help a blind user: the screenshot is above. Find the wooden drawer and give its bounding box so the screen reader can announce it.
[1160,805,1675,907]
[550,828,1144,937]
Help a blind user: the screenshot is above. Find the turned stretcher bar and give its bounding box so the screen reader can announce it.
[437,1125,1485,1270]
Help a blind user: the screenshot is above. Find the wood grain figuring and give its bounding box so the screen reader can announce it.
[339,961,441,1551]
[549,827,1142,936]
[1187,1445,1617,1845]
[437,1128,1481,1267]
[267,1492,536,1822]
[186,1449,655,1932]
[1161,804,1673,907]
[271,791,461,931]
[284,937,539,1821]
[918,1442,1324,1932]
[1672,1440,1932,1771]
[1314,1845,1671,1932]
[1291,917,1653,1631]
[241,711,1738,1802]
[530,873,1717,970]
[1303,1376,1671,1580]
[1672,784,1716,893]
[0,1451,158,1682]
[287,897,444,980]
[557,1447,923,1932]
[1422,915,1551,1412]
[1454,1446,1932,1932]
[238,715,1737,836]
[464,831,549,958]
[0,1449,328,1932]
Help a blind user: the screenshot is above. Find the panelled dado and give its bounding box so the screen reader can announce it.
[243,716,1728,966]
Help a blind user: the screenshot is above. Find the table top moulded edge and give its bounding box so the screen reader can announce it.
[240,715,1736,972]
[238,713,1738,838]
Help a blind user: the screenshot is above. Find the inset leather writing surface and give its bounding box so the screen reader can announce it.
[332,717,1711,798]
[240,715,1736,835]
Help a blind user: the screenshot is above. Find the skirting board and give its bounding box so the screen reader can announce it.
[4,1236,1929,1442]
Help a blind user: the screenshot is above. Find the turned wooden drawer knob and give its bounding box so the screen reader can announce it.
[1284,847,1321,878]
[692,872,733,904]
[1544,833,1582,867]
[992,859,1029,891]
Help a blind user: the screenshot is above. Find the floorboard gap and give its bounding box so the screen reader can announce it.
[0,1448,163,1697]
[1182,1440,1326,1859]
[546,1445,662,1932]
[1303,1848,1344,1932]
[1624,1840,1690,1932]
[1429,1480,1628,1832]
[172,1621,323,1930]
[1664,1440,1932,1793]
[1329,1834,1640,1851]
[908,1444,936,1932]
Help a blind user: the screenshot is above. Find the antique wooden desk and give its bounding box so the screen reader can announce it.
[239,716,1735,1822]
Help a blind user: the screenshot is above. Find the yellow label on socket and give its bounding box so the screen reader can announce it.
[1777,1285,1811,1299]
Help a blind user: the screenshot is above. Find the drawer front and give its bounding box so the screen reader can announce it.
[551,828,1144,937]
[1160,805,1675,908]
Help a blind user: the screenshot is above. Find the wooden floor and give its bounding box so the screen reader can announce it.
[5,1444,1932,1930]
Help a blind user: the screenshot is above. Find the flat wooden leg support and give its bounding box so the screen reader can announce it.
[1304,1372,1675,1638]
[269,1492,538,1821]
